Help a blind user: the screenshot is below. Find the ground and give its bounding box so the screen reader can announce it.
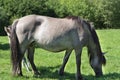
[0,29,120,80]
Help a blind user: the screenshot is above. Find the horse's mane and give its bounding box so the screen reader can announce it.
[66,16,103,54]
[66,16,82,25]
[83,21,106,65]
[66,16,101,45]
[66,16,79,20]
[82,21,98,45]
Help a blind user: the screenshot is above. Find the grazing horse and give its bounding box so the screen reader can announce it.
[5,15,106,80]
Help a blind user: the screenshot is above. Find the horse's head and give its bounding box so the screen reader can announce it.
[82,20,106,77]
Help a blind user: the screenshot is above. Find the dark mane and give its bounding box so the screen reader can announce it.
[83,20,106,65]
[82,21,97,44]
[66,16,83,25]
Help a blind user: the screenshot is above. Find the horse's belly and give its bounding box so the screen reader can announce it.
[38,42,72,52]
[39,45,66,52]
[34,27,74,52]
[36,37,73,52]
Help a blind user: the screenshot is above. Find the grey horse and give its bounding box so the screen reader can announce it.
[5,15,106,80]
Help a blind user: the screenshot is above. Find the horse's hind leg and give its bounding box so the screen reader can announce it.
[22,56,31,72]
[27,47,40,76]
[16,49,25,76]
[58,49,72,76]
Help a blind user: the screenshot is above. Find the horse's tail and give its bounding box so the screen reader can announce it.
[10,19,21,75]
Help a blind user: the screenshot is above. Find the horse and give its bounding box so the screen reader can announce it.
[5,15,106,80]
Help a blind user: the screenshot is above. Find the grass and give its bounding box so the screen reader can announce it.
[0,29,120,80]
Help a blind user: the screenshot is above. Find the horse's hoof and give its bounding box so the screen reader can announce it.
[95,72,103,77]
[76,74,83,80]
[76,77,84,80]
[58,70,64,76]
[33,71,41,78]
[18,73,23,76]
[33,74,41,78]
[96,74,103,78]
[13,72,23,77]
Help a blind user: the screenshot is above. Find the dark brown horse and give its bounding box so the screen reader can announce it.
[5,15,106,80]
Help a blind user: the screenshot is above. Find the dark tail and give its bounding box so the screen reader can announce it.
[9,20,22,76]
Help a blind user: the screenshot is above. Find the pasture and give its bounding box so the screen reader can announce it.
[0,29,120,80]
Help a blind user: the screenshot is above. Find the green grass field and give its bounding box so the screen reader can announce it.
[0,29,120,80]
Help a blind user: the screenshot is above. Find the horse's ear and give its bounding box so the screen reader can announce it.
[102,51,108,55]
[4,27,11,36]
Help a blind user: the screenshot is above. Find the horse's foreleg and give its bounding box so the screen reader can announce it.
[75,48,83,80]
[58,49,72,76]
[27,47,40,77]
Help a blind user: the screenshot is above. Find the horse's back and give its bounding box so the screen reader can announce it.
[15,15,83,52]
